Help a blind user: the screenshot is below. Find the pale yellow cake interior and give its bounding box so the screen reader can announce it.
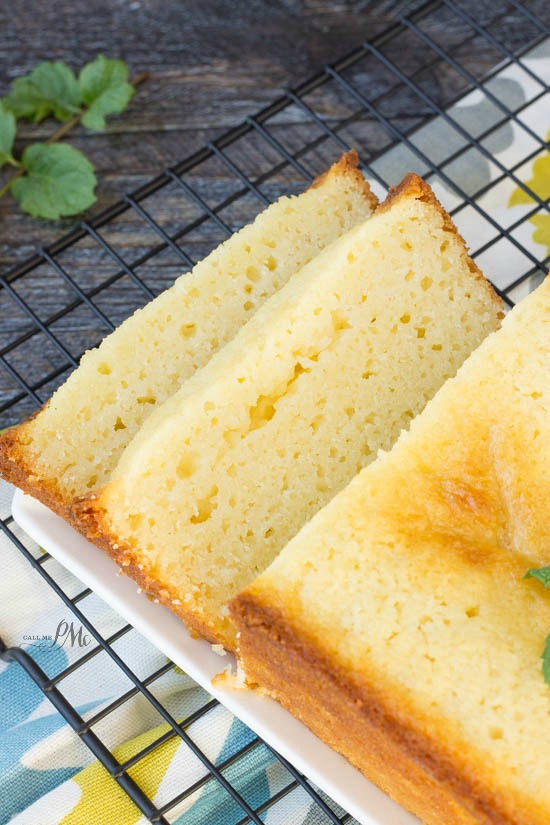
[90,179,501,647]
[10,154,375,505]
[237,278,550,820]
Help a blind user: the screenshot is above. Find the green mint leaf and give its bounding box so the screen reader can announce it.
[79,55,134,131]
[3,61,82,123]
[12,143,96,219]
[543,635,550,686]
[0,103,16,167]
[525,566,550,588]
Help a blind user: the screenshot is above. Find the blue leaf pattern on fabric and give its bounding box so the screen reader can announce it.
[173,721,273,824]
[0,646,104,823]
[0,644,67,732]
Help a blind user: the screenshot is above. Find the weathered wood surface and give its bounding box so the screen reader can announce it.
[0,0,548,424]
[0,1,407,262]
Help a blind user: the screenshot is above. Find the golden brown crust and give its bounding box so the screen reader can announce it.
[375,173,504,320]
[309,149,379,210]
[0,417,70,520]
[231,592,531,825]
[71,493,237,650]
[375,171,440,217]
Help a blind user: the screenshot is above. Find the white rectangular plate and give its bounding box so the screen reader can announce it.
[12,489,419,825]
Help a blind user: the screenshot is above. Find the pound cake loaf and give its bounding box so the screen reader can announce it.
[77,174,502,650]
[0,151,376,518]
[232,276,550,825]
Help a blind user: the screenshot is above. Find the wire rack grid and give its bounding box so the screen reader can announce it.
[1,0,549,822]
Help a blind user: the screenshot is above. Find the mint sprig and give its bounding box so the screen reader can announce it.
[11,144,97,219]
[3,61,82,123]
[525,565,550,588]
[524,565,550,686]
[79,55,134,131]
[0,56,146,220]
[0,104,17,167]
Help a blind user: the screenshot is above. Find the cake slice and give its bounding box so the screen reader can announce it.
[0,151,376,518]
[77,174,502,650]
[231,277,550,825]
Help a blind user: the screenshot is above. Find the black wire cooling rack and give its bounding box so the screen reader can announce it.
[1,1,549,823]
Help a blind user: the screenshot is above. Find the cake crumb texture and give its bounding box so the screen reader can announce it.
[0,151,376,517]
[81,174,501,650]
[232,276,550,825]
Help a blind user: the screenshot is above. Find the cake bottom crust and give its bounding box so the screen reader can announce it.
[231,593,538,825]
[0,419,234,647]
[0,421,71,521]
[72,495,237,650]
